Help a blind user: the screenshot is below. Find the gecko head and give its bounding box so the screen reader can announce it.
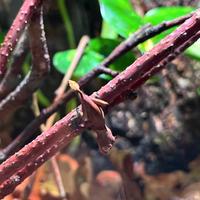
[69,80,81,92]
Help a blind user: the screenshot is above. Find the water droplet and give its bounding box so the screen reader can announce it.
[183,32,187,36]
[0,152,5,160]
[30,1,34,7]
[11,96,15,101]
[46,149,50,153]
[27,163,31,167]
[12,175,20,183]
[44,54,49,60]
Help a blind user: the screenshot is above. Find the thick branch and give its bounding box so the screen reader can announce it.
[0,7,50,119]
[0,0,42,75]
[0,10,200,198]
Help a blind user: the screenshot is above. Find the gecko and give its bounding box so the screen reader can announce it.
[69,80,116,154]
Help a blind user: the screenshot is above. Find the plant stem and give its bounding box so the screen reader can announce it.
[55,35,89,97]
[57,0,76,48]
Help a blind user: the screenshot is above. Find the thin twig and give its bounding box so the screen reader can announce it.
[21,172,37,200]
[130,0,145,16]
[130,0,148,13]
[95,66,119,77]
[51,157,68,200]
[55,35,90,99]
[32,92,46,130]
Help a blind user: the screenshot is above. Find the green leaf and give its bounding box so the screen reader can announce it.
[196,87,200,96]
[146,75,161,84]
[99,0,143,38]
[53,38,135,80]
[101,21,118,39]
[88,38,135,67]
[143,6,200,61]
[140,6,194,52]
[89,38,135,79]
[87,38,119,57]
[0,32,5,44]
[53,49,104,77]
[144,6,194,25]
[185,39,200,61]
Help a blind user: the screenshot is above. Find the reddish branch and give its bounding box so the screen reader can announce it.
[0,9,200,198]
[0,12,192,161]
[0,0,42,75]
[0,31,28,100]
[0,7,50,119]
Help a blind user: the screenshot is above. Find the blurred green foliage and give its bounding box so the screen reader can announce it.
[53,1,199,78]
